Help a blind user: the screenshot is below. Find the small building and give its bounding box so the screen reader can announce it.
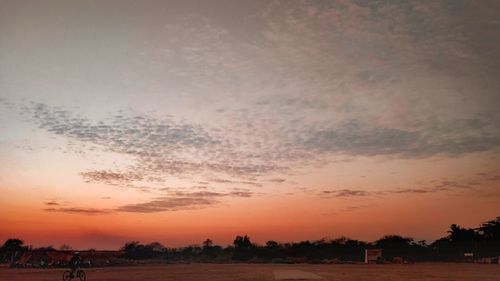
[463,252,474,263]
[364,249,383,264]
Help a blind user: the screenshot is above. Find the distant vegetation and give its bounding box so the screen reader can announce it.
[1,217,499,264]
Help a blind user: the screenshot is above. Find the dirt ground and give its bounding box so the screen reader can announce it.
[0,263,499,281]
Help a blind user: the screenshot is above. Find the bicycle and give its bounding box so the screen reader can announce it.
[62,268,86,281]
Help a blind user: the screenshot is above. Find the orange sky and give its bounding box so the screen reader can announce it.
[1,0,500,250]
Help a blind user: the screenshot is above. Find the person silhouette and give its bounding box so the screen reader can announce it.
[68,252,82,277]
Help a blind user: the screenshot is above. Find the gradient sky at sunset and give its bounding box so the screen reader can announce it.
[1,0,499,250]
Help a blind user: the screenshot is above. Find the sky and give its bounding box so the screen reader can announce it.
[0,0,499,250]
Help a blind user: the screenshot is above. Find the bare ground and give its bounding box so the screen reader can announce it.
[0,263,499,281]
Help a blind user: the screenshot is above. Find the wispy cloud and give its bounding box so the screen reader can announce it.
[42,188,253,215]
[44,201,59,206]
[44,207,113,215]
[115,197,214,213]
[319,177,486,199]
[117,189,252,213]
[477,171,500,182]
[268,178,286,183]
[321,189,372,198]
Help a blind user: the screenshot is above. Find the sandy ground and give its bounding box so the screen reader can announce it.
[0,263,499,281]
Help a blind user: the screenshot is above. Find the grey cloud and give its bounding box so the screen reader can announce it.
[304,120,417,156]
[388,177,487,195]
[43,188,253,215]
[258,1,500,158]
[28,102,284,184]
[227,191,252,198]
[170,190,253,198]
[209,177,263,187]
[44,207,113,215]
[80,170,143,185]
[116,197,214,213]
[31,103,215,150]
[303,119,500,157]
[321,189,372,198]
[388,187,447,194]
[432,180,475,190]
[318,186,449,199]
[477,172,500,182]
[268,178,286,183]
[16,0,500,213]
[44,201,59,206]
[117,189,252,213]
[319,176,484,199]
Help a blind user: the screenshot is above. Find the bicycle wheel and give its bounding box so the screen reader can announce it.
[62,270,72,281]
[77,270,86,281]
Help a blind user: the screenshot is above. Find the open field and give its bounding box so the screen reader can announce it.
[0,263,499,281]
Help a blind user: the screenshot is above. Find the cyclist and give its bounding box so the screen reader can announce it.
[68,252,82,277]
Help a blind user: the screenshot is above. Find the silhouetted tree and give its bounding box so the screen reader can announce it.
[476,217,500,257]
[374,235,419,260]
[266,240,279,248]
[202,239,213,249]
[233,235,254,261]
[1,239,28,263]
[121,241,139,258]
[121,241,166,259]
[448,224,476,256]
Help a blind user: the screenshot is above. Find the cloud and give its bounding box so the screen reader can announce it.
[21,0,500,184]
[257,1,500,158]
[432,180,475,190]
[477,172,500,182]
[13,0,500,215]
[117,189,253,213]
[302,119,500,158]
[116,197,214,213]
[321,189,372,198]
[44,207,113,215]
[44,201,59,206]
[387,187,449,195]
[80,170,143,185]
[321,186,448,198]
[390,179,479,195]
[28,101,500,200]
[319,177,484,199]
[28,102,285,186]
[42,188,254,215]
[209,177,263,187]
[268,178,286,183]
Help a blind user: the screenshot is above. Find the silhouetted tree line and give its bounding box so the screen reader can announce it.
[2,217,499,264]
